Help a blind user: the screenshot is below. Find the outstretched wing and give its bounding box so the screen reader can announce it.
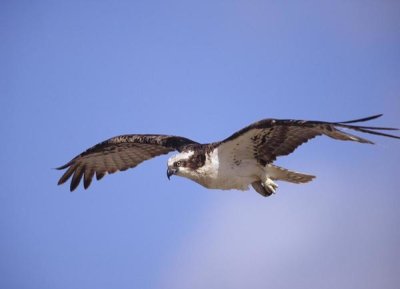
[216,114,399,165]
[57,134,198,191]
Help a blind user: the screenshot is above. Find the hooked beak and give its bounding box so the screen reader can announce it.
[167,167,178,180]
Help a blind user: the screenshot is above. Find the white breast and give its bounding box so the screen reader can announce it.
[193,148,261,191]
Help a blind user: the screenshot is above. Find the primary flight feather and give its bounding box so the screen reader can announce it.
[57,114,399,197]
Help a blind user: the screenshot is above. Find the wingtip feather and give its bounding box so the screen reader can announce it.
[56,163,71,170]
[335,114,400,141]
[338,114,383,124]
[83,170,94,190]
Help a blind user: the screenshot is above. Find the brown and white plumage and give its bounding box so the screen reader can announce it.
[57,114,399,196]
[57,135,198,191]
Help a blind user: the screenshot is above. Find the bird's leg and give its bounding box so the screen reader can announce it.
[252,178,278,197]
[262,178,278,195]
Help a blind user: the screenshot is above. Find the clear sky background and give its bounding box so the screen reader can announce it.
[1,1,400,289]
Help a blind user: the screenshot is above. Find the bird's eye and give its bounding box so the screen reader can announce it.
[175,161,182,167]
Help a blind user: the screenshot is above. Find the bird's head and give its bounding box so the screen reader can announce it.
[167,150,206,181]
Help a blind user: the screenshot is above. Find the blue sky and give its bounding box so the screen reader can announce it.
[1,1,400,288]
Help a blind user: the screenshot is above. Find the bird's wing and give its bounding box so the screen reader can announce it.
[57,134,198,191]
[215,114,399,165]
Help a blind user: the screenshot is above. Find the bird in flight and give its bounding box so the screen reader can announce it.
[57,114,399,197]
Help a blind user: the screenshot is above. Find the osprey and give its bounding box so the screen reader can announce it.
[57,114,399,197]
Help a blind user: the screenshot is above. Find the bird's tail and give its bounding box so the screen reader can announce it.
[252,165,315,197]
[266,165,315,184]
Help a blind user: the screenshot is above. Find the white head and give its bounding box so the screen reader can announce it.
[166,150,206,181]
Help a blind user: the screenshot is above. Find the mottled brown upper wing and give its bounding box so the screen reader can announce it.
[57,134,198,191]
[216,114,399,165]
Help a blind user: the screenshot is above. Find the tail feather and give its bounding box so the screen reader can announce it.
[254,165,315,197]
[267,165,315,184]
